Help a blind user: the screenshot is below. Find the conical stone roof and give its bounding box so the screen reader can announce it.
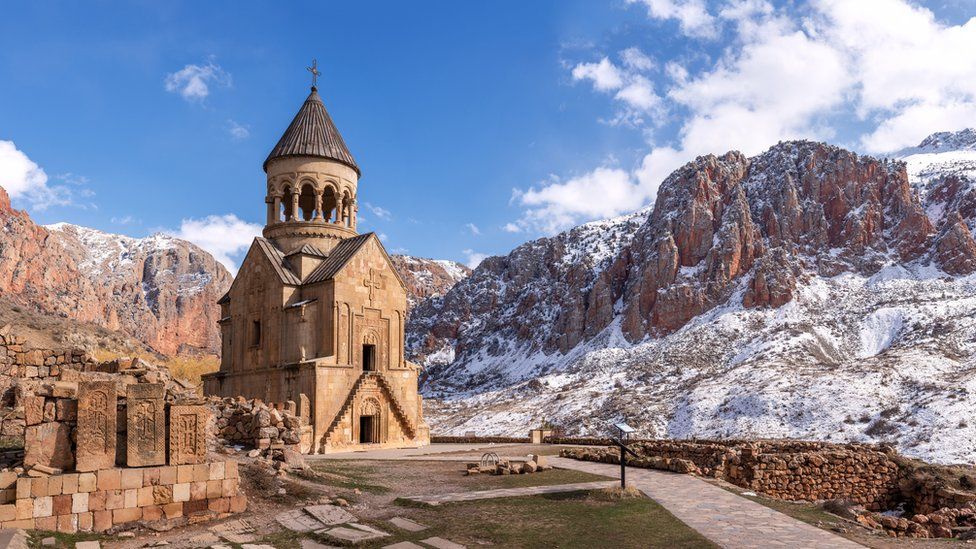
[264,87,359,175]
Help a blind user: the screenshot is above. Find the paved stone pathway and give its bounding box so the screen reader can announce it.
[0,529,26,549]
[402,480,617,505]
[549,457,862,549]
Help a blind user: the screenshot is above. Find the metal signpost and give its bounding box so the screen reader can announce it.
[611,422,638,488]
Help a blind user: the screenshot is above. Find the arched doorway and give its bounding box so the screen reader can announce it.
[359,398,380,444]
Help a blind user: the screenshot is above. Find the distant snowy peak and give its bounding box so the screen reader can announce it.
[44,223,180,278]
[897,129,976,188]
[389,255,471,311]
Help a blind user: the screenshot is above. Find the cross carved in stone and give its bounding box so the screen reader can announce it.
[363,268,384,305]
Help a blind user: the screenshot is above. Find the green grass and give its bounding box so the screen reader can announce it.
[390,489,718,549]
[310,461,392,494]
[27,530,107,549]
[463,467,612,490]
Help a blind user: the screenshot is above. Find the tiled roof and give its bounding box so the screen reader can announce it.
[255,238,302,285]
[304,233,373,284]
[263,87,359,175]
[284,243,328,258]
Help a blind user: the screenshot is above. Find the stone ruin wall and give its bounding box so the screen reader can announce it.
[0,334,248,532]
[559,439,967,514]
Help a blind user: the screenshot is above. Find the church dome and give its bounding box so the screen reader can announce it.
[263,87,360,175]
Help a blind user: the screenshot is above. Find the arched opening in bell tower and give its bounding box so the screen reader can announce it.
[299,183,317,221]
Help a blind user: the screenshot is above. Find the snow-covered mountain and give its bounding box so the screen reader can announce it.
[409,130,976,464]
[388,255,471,312]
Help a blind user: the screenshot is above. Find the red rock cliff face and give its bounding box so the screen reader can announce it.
[389,256,471,313]
[410,141,976,390]
[0,187,232,355]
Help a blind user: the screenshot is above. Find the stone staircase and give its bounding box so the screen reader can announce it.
[322,371,417,445]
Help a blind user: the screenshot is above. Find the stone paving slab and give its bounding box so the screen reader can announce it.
[549,457,863,549]
[383,543,426,549]
[0,529,27,549]
[389,516,428,532]
[318,525,390,544]
[276,509,326,532]
[402,480,617,505]
[420,537,466,549]
[304,504,357,525]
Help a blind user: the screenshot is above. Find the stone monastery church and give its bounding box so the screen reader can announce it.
[202,82,430,454]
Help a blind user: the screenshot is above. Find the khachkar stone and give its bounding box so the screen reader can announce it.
[77,381,117,472]
[169,405,209,465]
[127,383,166,466]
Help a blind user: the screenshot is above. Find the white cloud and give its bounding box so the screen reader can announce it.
[620,47,655,71]
[510,166,653,234]
[572,54,663,126]
[465,223,481,236]
[0,140,83,211]
[227,119,250,140]
[502,223,521,233]
[627,0,718,39]
[166,214,261,275]
[462,249,488,269]
[111,215,137,225]
[379,233,388,242]
[363,202,392,220]
[164,59,231,102]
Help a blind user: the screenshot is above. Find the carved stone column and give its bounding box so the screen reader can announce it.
[266,197,275,225]
[351,199,358,228]
[272,194,282,223]
[313,189,324,221]
[335,197,344,225]
[290,192,300,221]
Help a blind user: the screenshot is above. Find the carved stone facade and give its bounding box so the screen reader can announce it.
[203,85,430,453]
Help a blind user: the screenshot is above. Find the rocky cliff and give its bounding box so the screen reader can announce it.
[0,188,233,355]
[388,255,470,313]
[410,131,976,464]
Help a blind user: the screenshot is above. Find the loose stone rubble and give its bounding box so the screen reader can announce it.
[212,396,310,451]
[464,454,552,476]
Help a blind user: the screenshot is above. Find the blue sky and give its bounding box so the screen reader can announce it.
[1,1,975,271]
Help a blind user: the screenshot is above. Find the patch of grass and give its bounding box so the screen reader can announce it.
[395,490,717,549]
[310,461,392,494]
[27,530,107,549]
[463,467,611,490]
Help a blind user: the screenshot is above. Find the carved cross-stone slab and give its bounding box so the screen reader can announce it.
[77,381,117,472]
[169,405,209,465]
[126,383,166,467]
[363,268,384,306]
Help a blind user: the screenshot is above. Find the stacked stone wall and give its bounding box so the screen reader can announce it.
[0,461,244,531]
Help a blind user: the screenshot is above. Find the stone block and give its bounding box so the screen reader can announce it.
[229,495,247,513]
[33,496,53,518]
[35,515,56,531]
[30,476,48,498]
[24,422,74,471]
[78,473,97,493]
[168,405,209,465]
[190,481,207,501]
[24,396,44,426]
[143,467,160,486]
[0,489,12,504]
[55,399,77,421]
[0,471,17,491]
[42,401,55,422]
[88,490,105,511]
[56,513,77,533]
[96,469,120,491]
[16,498,32,520]
[206,479,222,499]
[3,518,34,529]
[152,485,172,505]
[208,497,230,513]
[137,486,153,507]
[193,463,210,483]
[16,478,31,499]
[61,474,78,495]
[93,509,112,532]
[104,490,123,510]
[0,504,15,522]
[222,478,238,497]
[47,475,62,496]
[224,460,239,479]
[120,468,142,490]
[162,502,183,519]
[172,483,190,502]
[78,511,93,532]
[183,498,208,516]
[52,494,71,516]
[126,383,166,467]
[123,488,137,508]
[177,464,194,484]
[76,381,117,472]
[113,507,142,524]
[142,504,162,521]
[159,466,177,485]
[71,492,89,513]
[209,461,225,480]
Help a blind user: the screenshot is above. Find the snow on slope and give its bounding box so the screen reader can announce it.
[416,130,976,464]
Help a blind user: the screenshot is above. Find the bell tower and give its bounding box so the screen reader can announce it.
[262,81,360,254]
